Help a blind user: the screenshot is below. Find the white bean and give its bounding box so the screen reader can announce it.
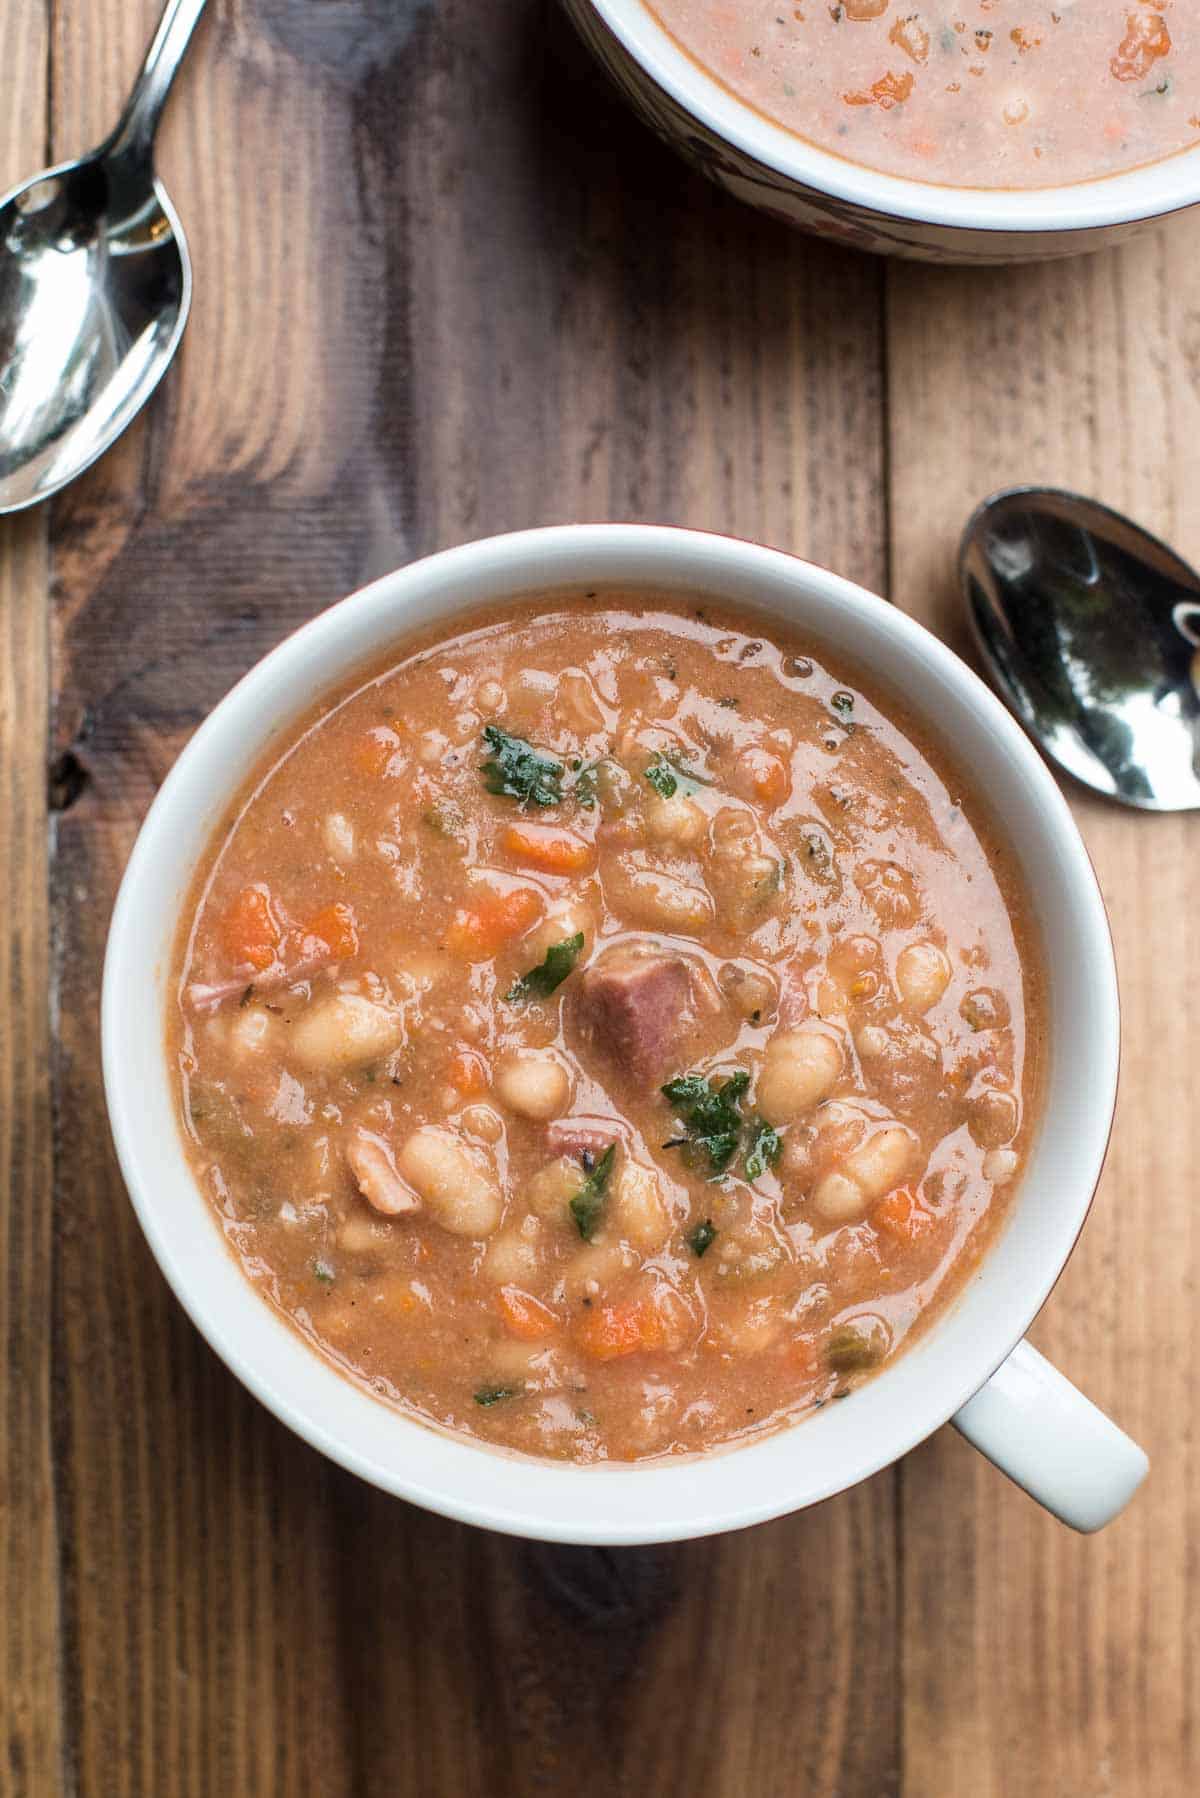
[481,1220,543,1285]
[757,1024,843,1126]
[620,864,714,932]
[523,903,595,966]
[461,1103,505,1144]
[524,1157,583,1222]
[844,1125,917,1200]
[323,811,356,863]
[346,1129,418,1217]
[983,1147,1019,1185]
[493,1052,571,1122]
[290,994,404,1069]
[394,1126,502,1237]
[614,1162,671,1251]
[811,1169,872,1224]
[230,1007,273,1058]
[896,940,951,1013]
[644,792,706,848]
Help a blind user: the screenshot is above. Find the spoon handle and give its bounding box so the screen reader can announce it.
[104,0,209,166]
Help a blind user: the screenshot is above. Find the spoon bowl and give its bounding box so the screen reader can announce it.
[0,0,206,514]
[961,486,1200,812]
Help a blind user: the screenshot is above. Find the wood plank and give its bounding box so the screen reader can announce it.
[47,1,895,1792]
[0,7,61,1793]
[886,222,1200,1796]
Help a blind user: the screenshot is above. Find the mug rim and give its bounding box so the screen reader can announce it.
[101,524,1119,1543]
[581,0,1200,236]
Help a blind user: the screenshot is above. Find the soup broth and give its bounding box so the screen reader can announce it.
[645,1,1198,190]
[171,596,1044,1463]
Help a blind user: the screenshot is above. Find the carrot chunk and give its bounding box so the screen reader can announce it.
[219,884,281,972]
[872,1186,937,1243]
[501,822,595,874]
[448,1048,489,1097]
[444,886,542,960]
[304,901,359,960]
[574,1300,647,1361]
[573,1289,689,1361]
[496,1287,560,1342]
[353,726,403,778]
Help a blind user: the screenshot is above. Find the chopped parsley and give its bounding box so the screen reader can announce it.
[743,1120,781,1181]
[505,932,585,1004]
[661,1072,780,1183]
[313,1259,336,1284]
[644,758,679,800]
[568,1143,616,1240]
[572,761,602,808]
[643,750,707,801]
[474,1384,523,1408]
[480,725,563,808]
[688,1219,717,1257]
[661,1071,750,1178]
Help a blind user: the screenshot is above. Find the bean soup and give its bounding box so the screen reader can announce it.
[171,597,1044,1463]
[644,1,1198,189]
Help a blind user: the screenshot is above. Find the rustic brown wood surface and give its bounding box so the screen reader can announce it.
[0,1,1193,1793]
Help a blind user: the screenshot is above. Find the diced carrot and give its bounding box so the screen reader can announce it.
[872,1185,937,1244]
[219,884,280,972]
[495,1287,560,1342]
[353,726,403,778]
[448,1048,489,1097]
[573,1290,688,1361]
[501,821,595,875]
[443,886,542,961]
[304,901,358,960]
[843,71,914,111]
[749,751,790,807]
[573,1300,648,1362]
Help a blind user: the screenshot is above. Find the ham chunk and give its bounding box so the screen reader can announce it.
[577,950,691,1082]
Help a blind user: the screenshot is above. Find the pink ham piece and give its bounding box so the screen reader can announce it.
[346,1129,420,1217]
[185,947,340,1014]
[577,949,692,1082]
[544,1115,629,1161]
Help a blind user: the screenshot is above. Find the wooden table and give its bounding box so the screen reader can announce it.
[3,3,1195,1793]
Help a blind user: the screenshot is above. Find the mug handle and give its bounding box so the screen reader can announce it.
[952,1339,1148,1532]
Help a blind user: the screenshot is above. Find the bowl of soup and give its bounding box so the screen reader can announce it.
[563,0,1200,260]
[102,525,1146,1541]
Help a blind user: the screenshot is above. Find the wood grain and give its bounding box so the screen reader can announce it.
[887,227,1200,1796]
[42,2,896,1794]
[8,0,1190,1789]
[0,9,62,1795]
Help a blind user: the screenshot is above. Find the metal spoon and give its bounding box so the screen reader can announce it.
[0,0,207,515]
[960,486,1200,812]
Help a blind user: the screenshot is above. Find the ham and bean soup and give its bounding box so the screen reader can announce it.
[645,2,1198,189]
[172,598,1043,1463]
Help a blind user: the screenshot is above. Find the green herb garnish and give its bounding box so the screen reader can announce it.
[505,932,585,1004]
[661,1071,751,1178]
[688,1219,717,1257]
[474,1384,523,1408]
[743,1120,781,1181]
[569,1143,616,1240]
[644,750,707,801]
[661,1074,782,1183]
[573,761,602,808]
[480,725,563,809]
[825,1325,883,1374]
[644,759,678,799]
[313,1259,335,1284]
